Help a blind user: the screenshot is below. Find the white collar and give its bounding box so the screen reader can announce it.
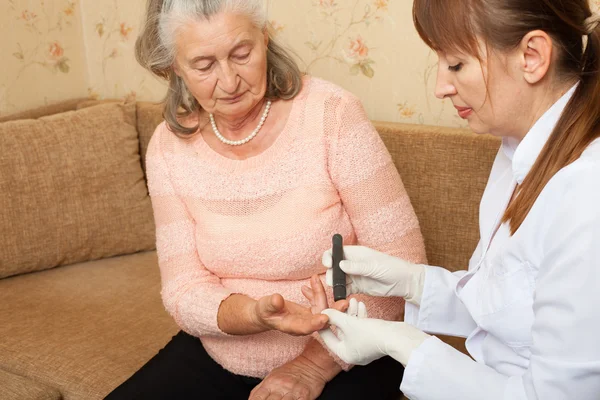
[501,84,578,184]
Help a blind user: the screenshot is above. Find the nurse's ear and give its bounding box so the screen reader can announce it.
[518,30,553,84]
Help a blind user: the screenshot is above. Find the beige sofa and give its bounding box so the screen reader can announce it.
[0,99,500,400]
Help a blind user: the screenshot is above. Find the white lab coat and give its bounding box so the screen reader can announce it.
[400,85,600,400]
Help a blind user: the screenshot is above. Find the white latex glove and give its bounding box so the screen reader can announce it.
[346,297,368,318]
[319,307,430,366]
[323,245,426,305]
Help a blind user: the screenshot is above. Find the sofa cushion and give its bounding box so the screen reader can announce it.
[0,251,178,400]
[0,102,157,278]
[74,100,164,176]
[374,121,500,271]
[0,368,61,400]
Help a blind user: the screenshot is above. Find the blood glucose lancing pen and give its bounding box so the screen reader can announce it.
[332,234,346,301]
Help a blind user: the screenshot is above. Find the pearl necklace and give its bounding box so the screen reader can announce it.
[209,100,272,146]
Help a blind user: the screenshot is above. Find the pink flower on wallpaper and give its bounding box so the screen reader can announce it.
[345,35,370,62]
[64,2,76,17]
[19,10,37,22]
[48,42,65,60]
[374,0,389,11]
[343,35,375,78]
[48,42,70,73]
[270,20,285,34]
[119,23,133,40]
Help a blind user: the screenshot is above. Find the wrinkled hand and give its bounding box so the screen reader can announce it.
[254,293,330,336]
[248,357,327,400]
[319,308,429,366]
[322,245,426,305]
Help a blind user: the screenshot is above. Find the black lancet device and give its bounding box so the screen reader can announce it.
[332,234,346,301]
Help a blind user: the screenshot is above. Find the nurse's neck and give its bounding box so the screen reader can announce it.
[505,80,577,142]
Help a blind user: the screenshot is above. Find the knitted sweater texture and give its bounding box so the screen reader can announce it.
[146,77,427,378]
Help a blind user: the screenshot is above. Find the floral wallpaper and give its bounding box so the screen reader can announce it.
[2,0,600,126]
[79,0,166,102]
[266,0,459,125]
[1,0,88,116]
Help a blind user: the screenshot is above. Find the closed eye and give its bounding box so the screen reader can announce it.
[233,53,250,61]
[196,63,213,72]
[448,63,463,72]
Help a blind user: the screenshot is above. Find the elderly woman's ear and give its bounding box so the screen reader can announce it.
[263,27,269,47]
[172,61,181,77]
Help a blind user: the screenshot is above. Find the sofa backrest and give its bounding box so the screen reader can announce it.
[374,121,501,271]
[0,99,500,279]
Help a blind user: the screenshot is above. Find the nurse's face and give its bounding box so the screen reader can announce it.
[434,42,529,139]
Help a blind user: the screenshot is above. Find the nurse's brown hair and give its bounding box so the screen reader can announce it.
[413,0,600,234]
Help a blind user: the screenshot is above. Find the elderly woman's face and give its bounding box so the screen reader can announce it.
[173,12,268,119]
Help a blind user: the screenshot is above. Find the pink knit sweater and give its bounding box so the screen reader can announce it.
[146,77,427,378]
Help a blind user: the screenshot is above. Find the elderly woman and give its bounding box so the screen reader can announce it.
[105,0,426,399]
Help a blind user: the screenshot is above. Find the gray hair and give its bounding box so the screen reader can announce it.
[135,0,303,135]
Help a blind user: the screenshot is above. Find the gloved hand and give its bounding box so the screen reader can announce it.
[346,297,368,318]
[322,246,426,305]
[319,306,430,366]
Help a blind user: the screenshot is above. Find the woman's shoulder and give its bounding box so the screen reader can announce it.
[543,139,600,208]
[148,120,173,152]
[149,113,201,148]
[302,75,361,106]
[555,139,600,183]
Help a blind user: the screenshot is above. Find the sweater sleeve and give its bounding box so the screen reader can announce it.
[327,93,428,322]
[146,124,233,338]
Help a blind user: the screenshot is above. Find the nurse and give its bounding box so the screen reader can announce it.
[313,0,600,398]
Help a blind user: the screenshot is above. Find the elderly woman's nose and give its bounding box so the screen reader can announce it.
[434,65,457,100]
[218,63,240,93]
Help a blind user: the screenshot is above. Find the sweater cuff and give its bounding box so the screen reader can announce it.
[171,283,234,337]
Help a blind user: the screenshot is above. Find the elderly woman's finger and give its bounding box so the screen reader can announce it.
[310,275,329,312]
[249,385,270,400]
[300,285,314,303]
[331,299,349,313]
[309,314,330,332]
